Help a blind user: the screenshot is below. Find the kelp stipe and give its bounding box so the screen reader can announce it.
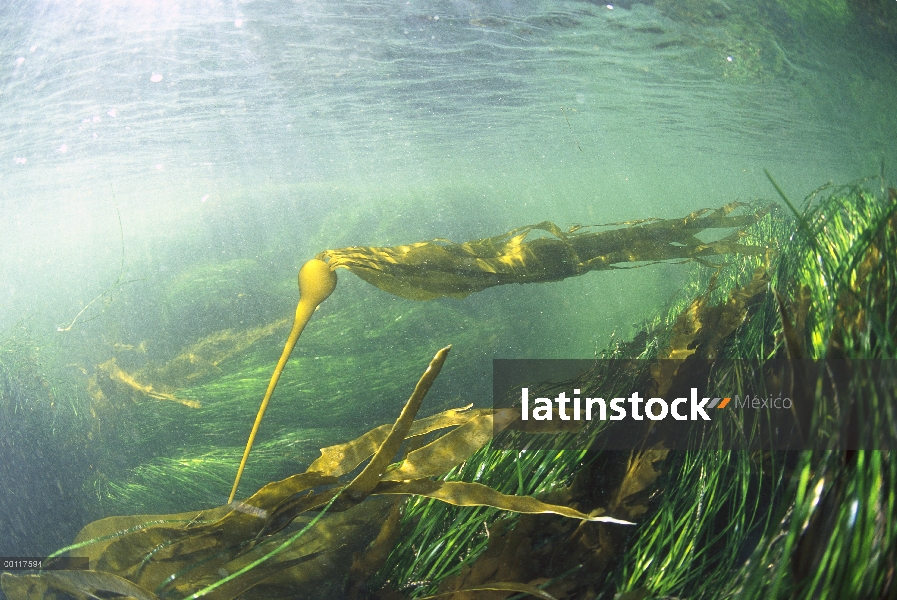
[229,259,337,503]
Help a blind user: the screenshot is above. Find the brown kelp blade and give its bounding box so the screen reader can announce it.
[1,570,160,600]
[305,403,581,487]
[651,265,769,397]
[372,479,633,525]
[307,405,485,477]
[6,348,631,600]
[337,344,451,507]
[319,203,770,300]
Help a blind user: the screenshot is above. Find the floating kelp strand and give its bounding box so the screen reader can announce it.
[319,203,770,301]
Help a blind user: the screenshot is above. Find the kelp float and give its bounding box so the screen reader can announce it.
[229,259,337,503]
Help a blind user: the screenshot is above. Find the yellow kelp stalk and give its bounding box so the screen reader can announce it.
[229,259,337,503]
[319,202,770,300]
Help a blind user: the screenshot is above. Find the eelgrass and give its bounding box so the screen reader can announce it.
[613,431,780,597]
[380,432,593,595]
[0,334,94,443]
[620,178,897,599]
[630,180,895,599]
[0,334,95,555]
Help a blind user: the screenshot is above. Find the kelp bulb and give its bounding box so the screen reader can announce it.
[298,258,337,307]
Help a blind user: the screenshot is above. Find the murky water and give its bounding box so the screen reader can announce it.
[3,0,895,332]
[1,0,895,560]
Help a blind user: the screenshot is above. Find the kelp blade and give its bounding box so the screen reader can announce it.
[319,203,770,300]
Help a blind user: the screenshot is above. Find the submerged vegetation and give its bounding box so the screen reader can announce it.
[2,348,628,600]
[373,176,897,599]
[0,336,93,557]
[2,177,895,599]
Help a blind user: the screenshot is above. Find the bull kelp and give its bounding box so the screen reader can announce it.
[227,203,769,506]
[2,185,895,600]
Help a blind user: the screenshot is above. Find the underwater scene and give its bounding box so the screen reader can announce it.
[1,0,896,598]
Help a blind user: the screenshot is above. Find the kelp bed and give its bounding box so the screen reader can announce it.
[3,178,896,599]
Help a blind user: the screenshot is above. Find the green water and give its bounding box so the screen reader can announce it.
[0,0,895,564]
